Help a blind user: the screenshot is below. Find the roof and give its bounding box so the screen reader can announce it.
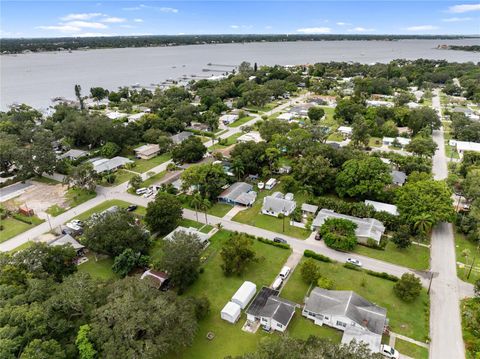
[222,301,241,317]
[338,126,352,134]
[341,325,383,353]
[171,131,193,144]
[262,195,296,214]
[128,113,146,121]
[312,209,385,242]
[259,296,296,326]
[277,113,295,120]
[247,287,279,317]
[237,131,262,143]
[391,170,407,185]
[218,182,255,204]
[304,287,387,335]
[163,226,210,244]
[141,269,169,287]
[232,281,257,306]
[452,140,480,153]
[302,203,319,213]
[364,200,398,216]
[49,234,85,250]
[382,137,411,146]
[59,149,87,160]
[134,144,160,156]
[90,156,133,173]
[105,111,127,120]
[220,114,239,123]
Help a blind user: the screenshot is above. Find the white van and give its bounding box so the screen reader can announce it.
[265,178,277,190]
[272,277,283,290]
[279,266,291,279]
[136,187,147,195]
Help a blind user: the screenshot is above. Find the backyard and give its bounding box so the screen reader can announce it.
[78,252,118,280]
[209,132,243,151]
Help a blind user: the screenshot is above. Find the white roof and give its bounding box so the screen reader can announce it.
[453,140,480,153]
[220,114,239,122]
[134,144,160,156]
[105,111,127,120]
[237,131,262,143]
[366,100,394,108]
[364,200,398,216]
[91,156,133,173]
[382,137,411,146]
[221,301,241,323]
[128,113,146,122]
[231,281,257,309]
[163,226,210,244]
[277,113,295,120]
[406,101,421,109]
[338,126,352,134]
[342,326,382,353]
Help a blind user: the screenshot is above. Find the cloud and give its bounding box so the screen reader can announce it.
[230,25,253,30]
[265,25,273,30]
[123,4,178,13]
[120,25,135,29]
[230,25,240,29]
[448,4,480,13]
[64,21,108,29]
[336,22,351,26]
[133,18,144,23]
[37,25,83,32]
[442,17,473,22]
[101,17,126,23]
[73,32,116,37]
[405,25,439,31]
[296,27,331,34]
[61,13,103,21]
[348,27,375,33]
[159,7,178,13]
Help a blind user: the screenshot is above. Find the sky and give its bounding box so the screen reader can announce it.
[1,1,480,38]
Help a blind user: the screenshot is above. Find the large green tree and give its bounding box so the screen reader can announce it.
[220,233,257,276]
[293,155,336,195]
[319,218,358,251]
[145,192,183,235]
[172,136,206,164]
[181,163,229,200]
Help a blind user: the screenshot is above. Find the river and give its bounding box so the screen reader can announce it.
[1,39,479,110]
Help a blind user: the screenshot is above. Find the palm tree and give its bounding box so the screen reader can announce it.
[201,198,211,224]
[231,159,245,181]
[191,192,202,222]
[74,84,84,110]
[413,213,434,235]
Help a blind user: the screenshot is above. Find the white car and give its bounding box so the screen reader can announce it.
[65,222,82,231]
[143,189,154,198]
[257,182,265,189]
[136,187,147,195]
[346,258,362,267]
[380,344,399,359]
[70,219,83,227]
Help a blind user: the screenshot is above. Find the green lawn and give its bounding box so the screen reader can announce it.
[232,190,311,239]
[78,253,118,280]
[45,188,97,217]
[46,204,66,217]
[354,241,430,270]
[173,230,292,359]
[8,240,34,253]
[228,116,254,128]
[455,230,480,285]
[179,218,214,234]
[395,339,429,359]
[368,137,383,148]
[326,132,345,142]
[281,258,430,342]
[100,169,137,187]
[140,171,167,189]
[0,215,44,243]
[133,153,171,173]
[209,132,243,150]
[73,199,138,221]
[32,176,61,185]
[183,199,232,218]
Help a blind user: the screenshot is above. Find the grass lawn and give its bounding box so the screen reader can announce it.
[133,153,171,173]
[78,253,118,280]
[179,218,214,234]
[232,190,311,240]
[281,258,430,342]
[327,132,344,142]
[183,199,232,218]
[46,204,66,217]
[368,137,383,148]
[8,240,34,253]
[0,215,44,243]
[395,339,429,359]
[46,188,97,217]
[455,230,480,285]
[354,241,430,271]
[173,230,293,359]
[140,171,167,188]
[73,199,138,221]
[32,176,61,185]
[228,116,254,128]
[100,170,137,187]
[209,132,243,150]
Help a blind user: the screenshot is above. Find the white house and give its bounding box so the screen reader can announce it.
[303,288,387,353]
[449,140,480,158]
[382,137,411,148]
[277,113,296,121]
[231,281,257,309]
[366,100,394,108]
[364,200,398,216]
[90,156,133,174]
[261,192,296,217]
[337,126,353,137]
[127,113,146,123]
[221,301,242,324]
[220,114,239,125]
[105,110,128,120]
[163,226,210,247]
[134,144,160,160]
[237,131,263,143]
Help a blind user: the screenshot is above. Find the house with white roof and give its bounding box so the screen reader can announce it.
[49,234,85,255]
[449,140,480,157]
[364,200,398,216]
[134,144,160,160]
[220,114,239,125]
[366,100,394,108]
[105,110,128,120]
[382,137,411,148]
[277,113,296,121]
[337,126,353,138]
[261,192,296,217]
[58,149,88,161]
[90,156,133,174]
[127,113,146,123]
[237,131,263,143]
[163,226,211,247]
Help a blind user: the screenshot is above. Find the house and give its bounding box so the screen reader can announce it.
[140,269,170,290]
[452,107,479,121]
[163,226,210,247]
[277,113,296,121]
[276,165,292,174]
[237,131,263,143]
[382,137,411,148]
[49,234,85,255]
[127,113,146,123]
[450,140,480,157]
[289,104,314,117]
[105,110,128,120]
[301,203,318,218]
[90,156,133,174]
[364,200,398,216]
[134,144,160,160]
[221,301,242,324]
[303,288,387,353]
[406,101,421,109]
[366,100,394,108]
[218,182,257,206]
[391,170,407,186]
[261,192,296,217]
[337,126,353,138]
[58,149,88,161]
[312,209,385,244]
[171,131,193,144]
[231,281,257,309]
[220,114,239,125]
[246,287,296,333]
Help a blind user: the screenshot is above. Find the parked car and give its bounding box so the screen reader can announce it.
[380,345,399,359]
[346,258,362,267]
[143,189,154,198]
[66,222,82,232]
[314,232,321,241]
[71,219,83,227]
[272,277,283,290]
[136,187,147,195]
[273,237,287,244]
[126,205,137,212]
[279,266,291,279]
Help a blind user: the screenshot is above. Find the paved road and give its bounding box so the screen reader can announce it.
[429,89,466,359]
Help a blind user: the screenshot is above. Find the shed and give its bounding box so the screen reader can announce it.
[221,301,241,324]
[231,281,257,309]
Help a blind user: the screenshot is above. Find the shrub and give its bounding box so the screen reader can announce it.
[256,237,290,249]
[320,218,357,252]
[394,273,422,301]
[364,269,399,282]
[300,259,321,284]
[318,276,334,290]
[343,263,362,271]
[12,213,32,224]
[303,250,332,263]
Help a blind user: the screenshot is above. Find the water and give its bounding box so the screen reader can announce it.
[1,39,479,110]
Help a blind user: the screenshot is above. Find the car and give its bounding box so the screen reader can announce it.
[257,182,265,189]
[136,187,147,195]
[126,205,137,212]
[314,232,321,241]
[70,219,83,227]
[380,345,399,359]
[143,189,154,198]
[279,266,291,279]
[66,222,82,232]
[273,237,287,244]
[346,258,362,267]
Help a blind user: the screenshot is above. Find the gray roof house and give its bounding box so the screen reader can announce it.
[364,200,398,216]
[171,131,193,144]
[58,149,88,161]
[49,234,85,254]
[218,182,257,206]
[246,287,296,333]
[164,226,210,247]
[312,209,385,244]
[391,170,407,186]
[301,203,319,217]
[90,156,133,174]
[261,192,296,217]
[303,287,387,353]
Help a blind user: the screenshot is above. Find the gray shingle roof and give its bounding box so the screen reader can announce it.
[218,182,256,205]
[171,131,193,144]
[301,203,319,214]
[59,149,87,160]
[259,297,296,326]
[304,288,387,335]
[49,234,84,250]
[262,196,296,214]
[391,170,407,185]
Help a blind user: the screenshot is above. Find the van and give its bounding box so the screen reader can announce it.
[279,266,291,279]
[136,187,147,195]
[265,178,277,190]
[272,277,283,290]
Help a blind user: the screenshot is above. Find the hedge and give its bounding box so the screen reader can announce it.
[343,263,362,271]
[256,236,290,249]
[188,128,215,138]
[303,250,333,263]
[364,269,399,282]
[12,213,32,225]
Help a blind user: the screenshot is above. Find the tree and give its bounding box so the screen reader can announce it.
[75,84,84,110]
[90,278,198,359]
[220,233,257,276]
[238,61,252,75]
[0,132,19,173]
[16,131,57,179]
[231,158,245,180]
[83,210,150,256]
[201,198,211,224]
[64,162,97,192]
[319,218,358,251]
[293,155,336,195]
[157,135,174,153]
[112,248,148,278]
[181,163,228,200]
[145,192,183,235]
[405,136,438,158]
[407,107,440,135]
[159,231,204,292]
[390,225,412,249]
[90,87,109,101]
[396,179,455,228]
[128,174,143,191]
[300,259,321,284]
[172,136,206,164]
[20,339,65,359]
[334,98,366,124]
[307,106,325,122]
[413,213,434,235]
[351,115,371,147]
[335,157,392,199]
[100,141,120,158]
[190,192,203,222]
[393,273,422,302]
[76,325,97,359]
[475,279,480,298]
[463,168,480,203]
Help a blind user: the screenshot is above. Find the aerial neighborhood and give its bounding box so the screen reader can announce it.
[1,57,479,359]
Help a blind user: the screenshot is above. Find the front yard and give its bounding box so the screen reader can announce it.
[133,153,171,173]
[455,230,480,285]
[0,212,44,243]
[228,116,254,128]
[73,199,141,221]
[46,188,96,217]
[209,132,243,151]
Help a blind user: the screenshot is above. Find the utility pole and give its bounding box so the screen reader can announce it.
[427,271,434,295]
[466,241,480,280]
